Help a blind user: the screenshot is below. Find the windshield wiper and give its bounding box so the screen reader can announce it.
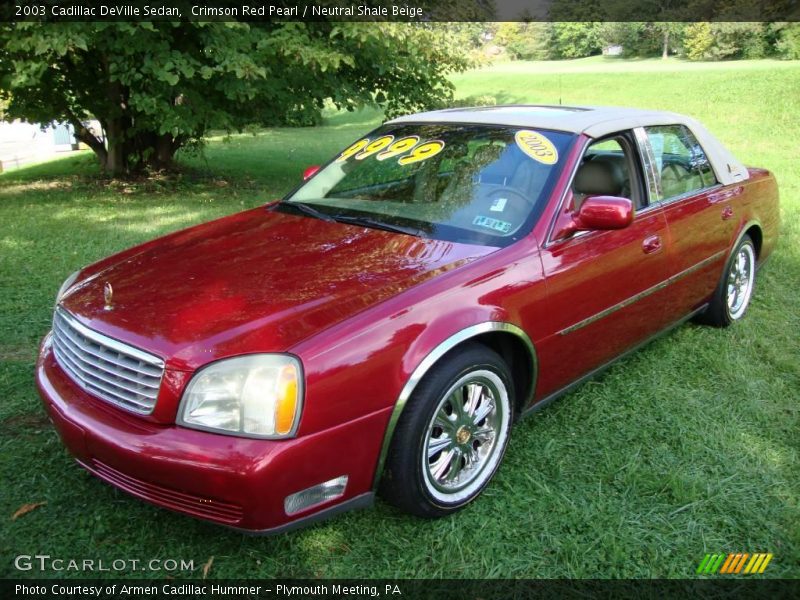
[281,201,336,222]
[331,214,424,238]
[278,202,423,237]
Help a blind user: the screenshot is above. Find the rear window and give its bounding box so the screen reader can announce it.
[645,125,718,201]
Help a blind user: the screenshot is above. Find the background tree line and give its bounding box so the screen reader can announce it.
[486,22,800,61]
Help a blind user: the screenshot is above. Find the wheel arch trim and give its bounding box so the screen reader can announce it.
[735,219,763,257]
[371,321,537,490]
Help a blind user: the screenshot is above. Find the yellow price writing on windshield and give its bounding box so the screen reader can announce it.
[336,135,444,166]
[355,135,395,160]
[376,136,420,161]
[398,140,445,165]
[336,139,370,163]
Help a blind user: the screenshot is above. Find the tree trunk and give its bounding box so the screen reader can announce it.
[662,30,670,59]
[105,143,125,175]
[67,119,183,177]
[69,61,185,177]
[103,117,127,176]
[154,134,176,169]
[70,121,107,166]
[101,78,132,176]
[69,115,182,176]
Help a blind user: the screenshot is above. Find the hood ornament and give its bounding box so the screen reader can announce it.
[103,282,114,311]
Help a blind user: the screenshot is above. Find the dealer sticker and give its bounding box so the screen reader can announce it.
[473,215,512,233]
[515,130,558,165]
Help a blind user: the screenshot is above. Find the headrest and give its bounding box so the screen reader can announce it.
[573,159,623,196]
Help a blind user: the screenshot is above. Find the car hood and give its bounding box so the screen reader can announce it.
[60,207,495,370]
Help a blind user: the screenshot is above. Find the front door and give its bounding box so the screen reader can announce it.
[533,131,672,400]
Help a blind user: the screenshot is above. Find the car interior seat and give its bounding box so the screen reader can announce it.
[572,159,624,211]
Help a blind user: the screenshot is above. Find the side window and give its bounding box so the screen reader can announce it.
[644,125,718,201]
[572,133,644,210]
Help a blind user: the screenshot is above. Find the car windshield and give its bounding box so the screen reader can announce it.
[282,123,574,247]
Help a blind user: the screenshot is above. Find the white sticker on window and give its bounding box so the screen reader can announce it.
[473,215,512,233]
[490,197,507,212]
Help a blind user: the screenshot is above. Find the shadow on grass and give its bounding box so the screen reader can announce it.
[321,106,384,129]
[0,152,100,183]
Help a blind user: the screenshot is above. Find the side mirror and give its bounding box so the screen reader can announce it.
[574,195,633,231]
[302,165,321,180]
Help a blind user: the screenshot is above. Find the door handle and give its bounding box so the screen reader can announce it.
[722,205,734,220]
[642,234,662,254]
[708,186,744,203]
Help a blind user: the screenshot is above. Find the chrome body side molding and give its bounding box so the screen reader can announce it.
[558,249,726,336]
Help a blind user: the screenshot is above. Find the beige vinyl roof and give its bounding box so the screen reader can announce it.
[388,105,749,184]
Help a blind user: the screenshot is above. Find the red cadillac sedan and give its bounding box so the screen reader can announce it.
[37,106,779,532]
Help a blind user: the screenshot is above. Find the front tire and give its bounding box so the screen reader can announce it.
[699,234,757,327]
[379,344,514,518]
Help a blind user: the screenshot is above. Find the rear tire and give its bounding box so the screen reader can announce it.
[379,344,514,518]
[698,234,756,327]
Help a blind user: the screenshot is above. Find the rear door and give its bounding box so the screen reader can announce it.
[533,131,673,400]
[636,125,737,324]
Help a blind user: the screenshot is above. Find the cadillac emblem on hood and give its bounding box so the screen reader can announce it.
[103,282,113,310]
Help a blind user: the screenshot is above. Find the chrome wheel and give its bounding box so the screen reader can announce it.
[726,241,755,320]
[422,370,510,504]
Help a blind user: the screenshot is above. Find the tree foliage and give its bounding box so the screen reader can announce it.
[488,20,792,62]
[682,22,716,60]
[552,22,604,58]
[481,0,792,62]
[494,23,555,60]
[0,22,470,176]
[683,22,768,60]
[598,22,684,58]
[773,22,800,59]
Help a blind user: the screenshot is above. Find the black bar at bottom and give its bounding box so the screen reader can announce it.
[2,579,799,600]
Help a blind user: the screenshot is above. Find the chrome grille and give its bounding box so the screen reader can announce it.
[52,308,164,414]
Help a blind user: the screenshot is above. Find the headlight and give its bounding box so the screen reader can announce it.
[177,354,303,439]
[55,270,80,307]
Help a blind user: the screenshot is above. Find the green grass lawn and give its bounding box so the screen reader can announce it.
[1,58,798,579]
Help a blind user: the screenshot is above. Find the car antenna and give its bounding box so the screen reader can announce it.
[559,75,562,105]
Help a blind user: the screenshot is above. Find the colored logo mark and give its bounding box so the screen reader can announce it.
[696,553,773,575]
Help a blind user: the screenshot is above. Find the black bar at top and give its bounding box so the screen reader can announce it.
[1,0,798,22]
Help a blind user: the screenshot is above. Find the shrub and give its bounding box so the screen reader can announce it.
[775,23,800,59]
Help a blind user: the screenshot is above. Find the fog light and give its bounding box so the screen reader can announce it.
[284,476,348,516]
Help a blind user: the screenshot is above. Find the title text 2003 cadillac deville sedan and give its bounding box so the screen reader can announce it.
[37,106,779,532]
